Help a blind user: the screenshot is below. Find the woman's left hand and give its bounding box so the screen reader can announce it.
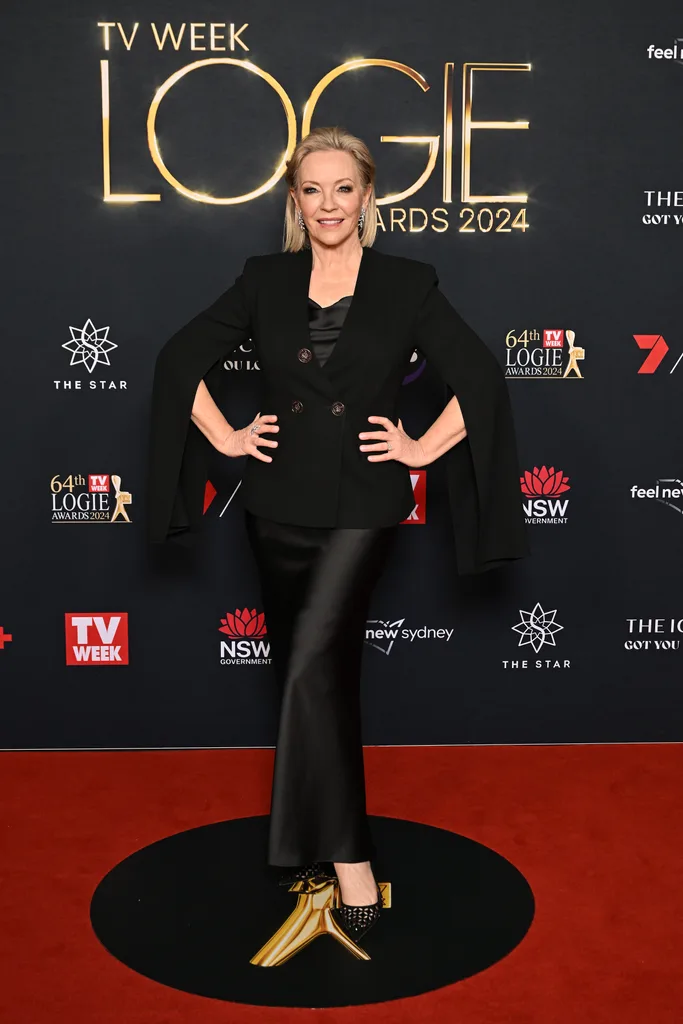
[359,416,427,468]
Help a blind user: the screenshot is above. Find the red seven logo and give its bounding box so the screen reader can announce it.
[633,334,669,373]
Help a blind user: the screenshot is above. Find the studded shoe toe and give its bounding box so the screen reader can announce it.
[330,883,383,942]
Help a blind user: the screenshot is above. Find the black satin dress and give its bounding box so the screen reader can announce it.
[243,294,400,867]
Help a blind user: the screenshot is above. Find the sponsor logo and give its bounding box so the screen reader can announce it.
[642,191,683,226]
[625,617,683,651]
[521,465,570,524]
[65,613,129,665]
[222,340,261,373]
[364,617,454,655]
[51,473,133,523]
[645,41,683,62]
[0,626,13,651]
[633,334,683,374]
[630,479,683,516]
[218,607,272,665]
[56,319,127,390]
[402,469,426,524]
[502,602,570,669]
[504,328,586,378]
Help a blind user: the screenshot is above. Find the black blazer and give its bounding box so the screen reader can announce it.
[145,243,530,574]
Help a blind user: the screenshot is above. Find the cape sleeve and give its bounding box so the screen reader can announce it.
[412,263,530,574]
[145,258,254,546]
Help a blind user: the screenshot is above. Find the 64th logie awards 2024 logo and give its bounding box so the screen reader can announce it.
[505,328,586,379]
[51,473,133,523]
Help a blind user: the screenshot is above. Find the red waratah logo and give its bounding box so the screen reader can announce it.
[520,466,571,496]
[219,607,267,637]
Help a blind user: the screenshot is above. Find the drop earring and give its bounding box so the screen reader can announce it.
[358,206,366,232]
[297,208,306,231]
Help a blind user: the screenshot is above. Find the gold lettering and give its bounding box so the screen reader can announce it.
[150,23,186,50]
[432,208,449,232]
[190,23,206,51]
[147,59,296,203]
[302,60,438,205]
[409,208,429,232]
[97,22,116,50]
[116,23,139,51]
[390,208,407,231]
[210,24,226,51]
[461,62,530,203]
[231,23,249,51]
[442,62,454,202]
[100,61,161,203]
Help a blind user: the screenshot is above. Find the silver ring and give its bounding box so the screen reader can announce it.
[249,423,259,435]
[387,441,393,451]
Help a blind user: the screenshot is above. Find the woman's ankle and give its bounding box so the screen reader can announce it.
[333,860,378,905]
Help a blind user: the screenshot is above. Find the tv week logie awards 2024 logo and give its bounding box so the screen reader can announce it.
[504,328,586,378]
[51,473,133,523]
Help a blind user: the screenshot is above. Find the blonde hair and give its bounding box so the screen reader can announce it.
[282,126,377,252]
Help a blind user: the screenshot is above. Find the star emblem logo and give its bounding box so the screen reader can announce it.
[63,319,117,373]
[511,602,564,654]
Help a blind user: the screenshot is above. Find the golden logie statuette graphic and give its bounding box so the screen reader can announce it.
[98,55,530,209]
[562,329,585,378]
[250,876,392,966]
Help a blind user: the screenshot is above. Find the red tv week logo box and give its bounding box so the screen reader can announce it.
[65,613,129,665]
[543,330,564,349]
[89,474,110,492]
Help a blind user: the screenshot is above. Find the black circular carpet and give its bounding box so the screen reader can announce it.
[90,814,534,1007]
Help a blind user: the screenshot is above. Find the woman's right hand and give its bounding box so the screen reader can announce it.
[216,412,279,462]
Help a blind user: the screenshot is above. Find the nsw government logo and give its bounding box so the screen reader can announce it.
[218,607,271,665]
[65,613,129,665]
[521,465,570,524]
[504,329,586,379]
[51,473,133,523]
[502,602,570,669]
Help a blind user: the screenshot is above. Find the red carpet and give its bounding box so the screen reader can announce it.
[0,744,681,1022]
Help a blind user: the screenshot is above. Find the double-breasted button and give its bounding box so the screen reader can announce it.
[291,399,304,413]
[331,401,345,416]
[297,347,313,363]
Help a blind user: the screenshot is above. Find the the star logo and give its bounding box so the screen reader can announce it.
[63,319,117,373]
[511,602,564,654]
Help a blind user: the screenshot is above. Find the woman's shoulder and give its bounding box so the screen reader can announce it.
[241,247,436,289]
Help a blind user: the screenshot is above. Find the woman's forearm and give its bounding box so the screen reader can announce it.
[191,379,235,449]
[418,393,468,464]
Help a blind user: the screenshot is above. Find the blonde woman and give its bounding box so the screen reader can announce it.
[146,126,529,946]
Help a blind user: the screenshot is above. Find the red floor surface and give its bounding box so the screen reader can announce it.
[1,744,682,1023]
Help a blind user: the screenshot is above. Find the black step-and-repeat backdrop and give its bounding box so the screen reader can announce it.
[2,0,682,748]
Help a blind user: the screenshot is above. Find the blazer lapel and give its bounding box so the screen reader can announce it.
[285,244,380,400]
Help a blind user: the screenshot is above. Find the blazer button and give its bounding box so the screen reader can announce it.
[297,347,313,363]
[331,401,345,416]
[291,399,304,413]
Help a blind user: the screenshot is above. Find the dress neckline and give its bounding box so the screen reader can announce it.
[308,294,353,310]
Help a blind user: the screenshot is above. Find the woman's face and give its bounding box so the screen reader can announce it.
[292,149,370,248]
